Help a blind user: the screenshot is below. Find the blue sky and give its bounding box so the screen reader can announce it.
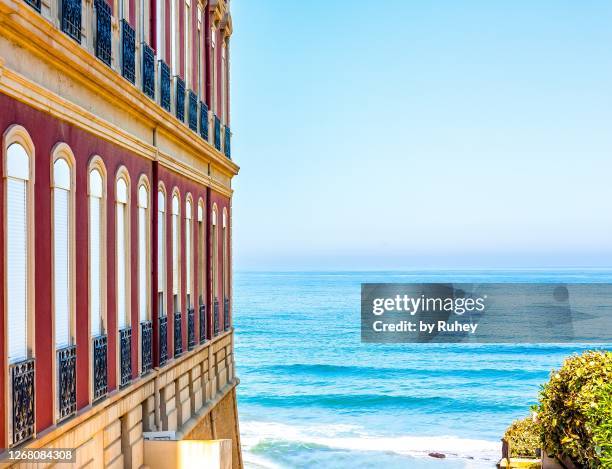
[229,1,612,271]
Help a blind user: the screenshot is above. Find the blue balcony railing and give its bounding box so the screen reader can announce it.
[9,358,35,446]
[119,326,132,387]
[121,20,135,84]
[200,102,209,141]
[142,44,155,99]
[188,91,198,131]
[57,345,77,421]
[61,0,81,43]
[175,77,185,122]
[224,127,231,159]
[141,320,152,375]
[174,311,183,357]
[159,315,168,366]
[92,335,107,401]
[94,0,111,66]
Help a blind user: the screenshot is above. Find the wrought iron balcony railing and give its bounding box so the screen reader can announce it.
[175,77,185,122]
[94,0,111,66]
[174,311,183,357]
[61,0,81,43]
[200,102,209,141]
[92,335,107,401]
[9,358,35,446]
[213,297,219,336]
[187,308,195,350]
[24,0,41,13]
[141,320,152,375]
[121,20,135,84]
[159,315,168,366]
[119,326,132,387]
[159,61,171,112]
[188,91,198,131]
[199,301,207,343]
[224,296,230,331]
[214,115,221,151]
[57,345,77,421]
[224,126,231,159]
[142,43,155,99]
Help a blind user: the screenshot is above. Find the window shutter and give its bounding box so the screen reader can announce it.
[186,218,191,296]
[158,211,164,292]
[117,203,127,329]
[172,213,179,295]
[54,188,71,348]
[7,178,28,363]
[90,197,102,336]
[139,206,147,322]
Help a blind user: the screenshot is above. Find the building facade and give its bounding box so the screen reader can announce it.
[0,0,240,465]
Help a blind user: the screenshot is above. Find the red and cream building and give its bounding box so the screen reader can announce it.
[0,0,241,465]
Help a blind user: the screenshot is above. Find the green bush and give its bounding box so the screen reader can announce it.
[504,416,540,458]
[536,350,612,468]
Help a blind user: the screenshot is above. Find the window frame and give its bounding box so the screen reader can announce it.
[115,166,132,331]
[157,182,167,318]
[2,125,36,446]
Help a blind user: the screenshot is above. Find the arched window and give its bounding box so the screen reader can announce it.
[52,145,75,351]
[157,185,166,317]
[172,191,181,313]
[4,127,35,365]
[138,180,150,324]
[89,160,106,339]
[116,170,130,330]
[185,196,193,309]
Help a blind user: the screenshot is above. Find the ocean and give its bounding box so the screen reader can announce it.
[232,270,612,469]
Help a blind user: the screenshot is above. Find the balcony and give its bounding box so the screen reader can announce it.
[214,115,221,151]
[199,301,207,343]
[224,297,230,331]
[119,326,132,387]
[92,335,107,402]
[94,0,111,66]
[213,297,219,337]
[141,320,153,375]
[159,61,171,112]
[175,77,185,122]
[121,20,135,84]
[187,308,196,350]
[57,345,77,421]
[174,311,183,357]
[9,358,35,446]
[199,102,209,141]
[142,44,155,100]
[224,126,231,159]
[159,315,168,366]
[61,0,81,43]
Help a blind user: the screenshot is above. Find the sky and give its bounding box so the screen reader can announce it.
[229,1,612,271]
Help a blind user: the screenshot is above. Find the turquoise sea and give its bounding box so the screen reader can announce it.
[233,270,612,469]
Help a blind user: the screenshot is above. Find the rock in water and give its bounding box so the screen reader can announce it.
[428,452,446,459]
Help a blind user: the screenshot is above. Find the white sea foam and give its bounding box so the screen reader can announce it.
[241,420,500,463]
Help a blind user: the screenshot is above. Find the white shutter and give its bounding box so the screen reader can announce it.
[90,196,102,336]
[117,203,127,329]
[139,206,147,322]
[54,188,71,348]
[186,218,191,296]
[7,178,28,363]
[157,211,164,292]
[172,213,179,295]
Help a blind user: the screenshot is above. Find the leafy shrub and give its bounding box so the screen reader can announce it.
[504,416,540,458]
[587,382,612,467]
[536,350,612,468]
